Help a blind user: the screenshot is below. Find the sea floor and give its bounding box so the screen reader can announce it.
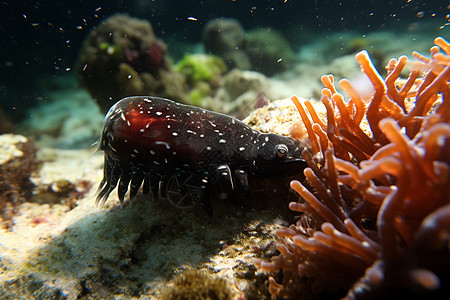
[0,142,297,299]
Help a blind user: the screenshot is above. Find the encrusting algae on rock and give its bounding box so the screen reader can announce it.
[254,37,450,299]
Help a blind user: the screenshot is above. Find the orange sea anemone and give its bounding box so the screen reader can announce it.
[255,37,450,299]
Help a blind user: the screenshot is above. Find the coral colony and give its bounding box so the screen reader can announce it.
[255,37,450,299]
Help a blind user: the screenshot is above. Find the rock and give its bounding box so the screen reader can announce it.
[243,28,296,76]
[208,69,271,118]
[203,18,251,70]
[203,19,295,76]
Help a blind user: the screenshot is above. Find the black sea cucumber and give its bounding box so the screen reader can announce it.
[97,96,307,213]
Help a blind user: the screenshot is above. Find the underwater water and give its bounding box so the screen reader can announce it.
[1,0,448,139]
[0,1,449,299]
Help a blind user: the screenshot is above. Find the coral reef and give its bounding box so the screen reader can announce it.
[203,18,251,71]
[0,134,38,228]
[244,28,295,76]
[255,37,450,298]
[174,54,227,106]
[76,14,187,112]
[175,54,227,87]
[203,18,295,76]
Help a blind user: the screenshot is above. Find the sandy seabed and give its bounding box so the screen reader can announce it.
[0,139,291,299]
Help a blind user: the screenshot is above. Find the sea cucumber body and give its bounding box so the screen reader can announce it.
[97,96,306,210]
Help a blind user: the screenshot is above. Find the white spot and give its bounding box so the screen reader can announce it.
[145,123,150,128]
[120,113,126,121]
[133,149,139,153]
[130,154,136,158]
[187,130,196,134]
[124,139,128,143]
[144,98,151,102]
[240,134,244,138]
[218,132,224,136]
[165,158,168,163]
[202,110,206,113]
[219,139,226,143]
[239,147,245,151]
[232,119,236,124]
[156,111,162,116]
[172,132,178,136]
[150,150,156,155]
[127,120,131,126]
[262,142,266,146]
[153,161,160,165]
[155,141,170,149]
[167,125,171,129]
[140,129,145,132]
[265,136,269,142]
[172,151,177,155]
[209,121,217,127]
[200,134,205,138]
[206,146,212,151]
